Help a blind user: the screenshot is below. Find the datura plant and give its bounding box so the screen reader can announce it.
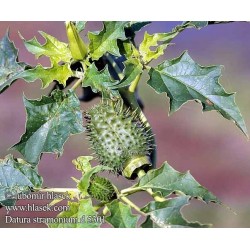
[0,21,248,228]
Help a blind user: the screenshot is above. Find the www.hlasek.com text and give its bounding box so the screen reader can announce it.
[5,203,69,214]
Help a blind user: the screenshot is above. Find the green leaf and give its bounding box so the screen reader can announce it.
[183,21,208,29]
[117,39,140,59]
[106,200,140,228]
[12,90,84,165]
[138,161,219,203]
[20,63,73,88]
[88,21,128,60]
[124,22,151,39]
[75,21,87,33]
[140,216,156,228]
[129,21,151,33]
[0,155,42,206]
[0,31,27,93]
[77,165,112,197]
[83,63,120,99]
[49,199,101,228]
[139,32,170,64]
[111,58,143,89]
[148,51,248,137]
[72,156,94,173]
[141,196,209,228]
[20,31,72,64]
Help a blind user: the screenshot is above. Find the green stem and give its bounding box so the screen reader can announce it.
[94,202,105,211]
[146,188,166,202]
[128,73,142,93]
[120,186,143,196]
[71,77,83,91]
[106,51,157,167]
[102,205,109,216]
[120,196,146,216]
[137,169,146,178]
[105,53,124,81]
[130,169,166,202]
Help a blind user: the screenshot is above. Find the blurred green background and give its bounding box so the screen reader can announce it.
[0,21,250,228]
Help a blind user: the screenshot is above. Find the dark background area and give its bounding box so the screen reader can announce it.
[0,21,250,227]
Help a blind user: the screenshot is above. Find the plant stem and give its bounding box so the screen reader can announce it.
[94,202,105,211]
[146,188,166,202]
[121,169,166,202]
[120,196,146,216]
[120,186,143,195]
[71,77,83,91]
[137,169,146,178]
[102,205,109,216]
[128,73,142,93]
[106,51,157,167]
[105,53,124,80]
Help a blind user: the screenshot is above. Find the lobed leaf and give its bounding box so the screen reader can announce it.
[0,31,27,93]
[148,51,248,137]
[83,63,120,99]
[111,58,143,89]
[88,21,128,60]
[75,21,87,33]
[141,196,209,228]
[129,21,151,33]
[139,32,171,64]
[106,200,140,228]
[20,31,72,64]
[124,21,151,39]
[12,90,85,165]
[138,161,220,203]
[20,63,73,88]
[183,21,208,29]
[72,156,94,173]
[0,155,42,206]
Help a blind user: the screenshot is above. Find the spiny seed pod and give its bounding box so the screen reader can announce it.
[84,101,154,178]
[87,175,116,202]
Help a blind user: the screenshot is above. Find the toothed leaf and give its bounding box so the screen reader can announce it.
[0,31,27,93]
[20,63,73,88]
[129,21,151,33]
[139,32,171,64]
[141,196,209,228]
[138,161,220,203]
[0,155,42,206]
[75,21,87,33]
[111,58,143,89]
[183,21,208,29]
[72,156,93,173]
[88,21,128,60]
[12,90,84,165]
[83,63,119,99]
[124,22,151,39]
[21,31,72,64]
[148,51,248,137]
[106,200,140,228]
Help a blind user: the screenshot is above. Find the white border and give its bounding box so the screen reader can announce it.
[0,228,249,248]
[1,0,250,21]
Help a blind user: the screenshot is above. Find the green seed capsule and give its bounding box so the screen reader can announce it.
[84,101,153,178]
[87,175,116,202]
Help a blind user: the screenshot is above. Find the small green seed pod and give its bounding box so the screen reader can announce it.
[84,101,154,178]
[87,175,116,202]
